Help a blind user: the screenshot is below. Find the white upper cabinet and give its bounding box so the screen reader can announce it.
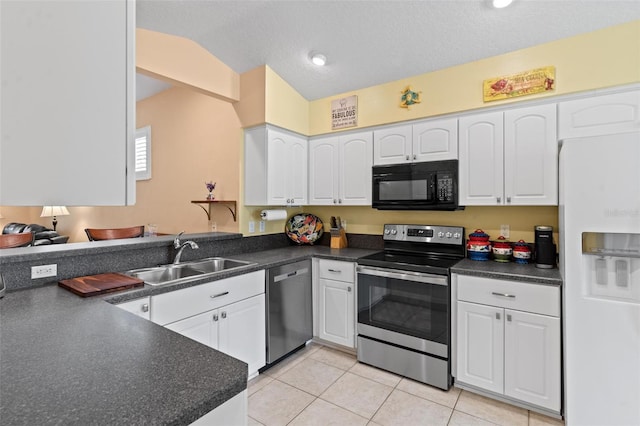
[309,131,373,205]
[459,104,557,206]
[373,125,412,165]
[413,118,458,162]
[0,0,135,206]
[504,104,558,205]
[244,126,308,206]
[558,90,640,139]
[374,118,457,165]
[459,111,505,205]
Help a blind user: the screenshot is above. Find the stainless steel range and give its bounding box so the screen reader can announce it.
[356,224,465,390]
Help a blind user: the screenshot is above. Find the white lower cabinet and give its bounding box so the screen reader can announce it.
[152,270,266,378]
[190,389,247,426]
[454,274,561,414]
[315,259,355,348]
[114,297,151,320]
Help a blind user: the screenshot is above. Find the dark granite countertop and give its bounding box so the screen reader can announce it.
[0,284,248,425]
[0,244,374,425]
[105,245,377,304]
[451,258,562,286]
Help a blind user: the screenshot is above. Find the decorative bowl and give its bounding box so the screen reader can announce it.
[513,240,532,264]
[285,214,324,245]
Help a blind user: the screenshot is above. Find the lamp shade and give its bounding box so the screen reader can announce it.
[40,206,70,218]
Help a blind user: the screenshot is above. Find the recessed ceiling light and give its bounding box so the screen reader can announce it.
[493,0,513,8]
[310,52,327,66]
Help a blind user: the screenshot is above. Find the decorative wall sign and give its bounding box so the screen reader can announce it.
[483,66,555,102]
[400,85,422,109]
[331,95,358,129]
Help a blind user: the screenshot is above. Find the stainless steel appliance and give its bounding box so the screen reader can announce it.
[372,160,462,211]
[534,225,556,268]
[265,260,312,364]
[357,224,465,390]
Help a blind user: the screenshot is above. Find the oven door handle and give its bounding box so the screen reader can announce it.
[356,265,448,286]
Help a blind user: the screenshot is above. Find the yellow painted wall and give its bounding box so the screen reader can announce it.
[239,20,639,243]
[309,20,640,135]
[265,67,310,135]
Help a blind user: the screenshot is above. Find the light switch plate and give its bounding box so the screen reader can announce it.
[259,221,265,232]
[248,221,255,233]
[500,224,510,239]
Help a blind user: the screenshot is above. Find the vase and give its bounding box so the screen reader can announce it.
[206,192,215,200]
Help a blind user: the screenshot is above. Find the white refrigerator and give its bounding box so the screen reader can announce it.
[559,131,640,425]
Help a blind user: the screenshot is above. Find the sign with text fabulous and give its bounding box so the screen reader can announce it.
[331,95,358,130]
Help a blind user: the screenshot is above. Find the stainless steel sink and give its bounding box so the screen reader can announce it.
[125,257,256,286]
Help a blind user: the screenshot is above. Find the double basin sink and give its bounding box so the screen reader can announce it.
[125,257,256,286]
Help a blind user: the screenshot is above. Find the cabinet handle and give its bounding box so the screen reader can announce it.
[413,154,417,160]
[348,286,352,292]
[497,196,501,203]
[141,303,149,313]
[333,199,337,204]
[213,313,219,321]
[507,314,512,322]
[327,269,342,273]
[221,311,227,319]
[210,291,229,299]
[492,292,516,298]
[406,155,410,160]
[286,198,291,204]
[496,312,501,320]
[506,196,511,203]
[338,199,342,204]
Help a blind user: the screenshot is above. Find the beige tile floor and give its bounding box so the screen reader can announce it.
[248,343,564,426]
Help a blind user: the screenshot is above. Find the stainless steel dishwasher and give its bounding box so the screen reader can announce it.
[265,260,312,364]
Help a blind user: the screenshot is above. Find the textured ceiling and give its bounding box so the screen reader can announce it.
[136,0,640,101]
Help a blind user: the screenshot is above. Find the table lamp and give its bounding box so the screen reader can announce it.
[40,206,70,231]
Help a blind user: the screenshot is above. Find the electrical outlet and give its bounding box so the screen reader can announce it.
[259,221,265,232]
[500,224,510,239]
[31,264,57,279]
[248,221,255,233]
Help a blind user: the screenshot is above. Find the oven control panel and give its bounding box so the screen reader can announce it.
[383,224,464,245]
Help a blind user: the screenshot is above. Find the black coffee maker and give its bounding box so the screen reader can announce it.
[535,225,556,269]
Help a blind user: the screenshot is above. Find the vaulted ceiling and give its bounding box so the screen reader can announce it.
[136,0,640,101]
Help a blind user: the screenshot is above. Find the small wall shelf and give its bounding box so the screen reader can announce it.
[191,200,237,222]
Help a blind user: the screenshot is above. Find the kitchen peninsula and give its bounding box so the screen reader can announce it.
[0,233,375,424]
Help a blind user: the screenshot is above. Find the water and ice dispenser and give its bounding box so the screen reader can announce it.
[583,232,640,303]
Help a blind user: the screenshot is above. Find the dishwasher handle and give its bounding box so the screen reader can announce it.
[273,267,310,283]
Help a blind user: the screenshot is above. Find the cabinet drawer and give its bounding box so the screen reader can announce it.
[457,275,559,317]
[151,270,265,326]
[318,259,355,282]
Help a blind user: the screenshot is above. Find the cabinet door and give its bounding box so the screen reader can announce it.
[504,309,561,412]
[456,301,504,394]
[413,118,458,162]
[318,278,355,348]
[373,125,412,165]
[115,297,150,320]
[339,132,373,205]
[165,310,219,350]
[308,137,339,205]
[504,104,558,206]
[288,133,308,205]
[459,112,504,205]
[558,90,640,139]
[266,129,291,205]
[218,294,266,377]
[1,0,135,206]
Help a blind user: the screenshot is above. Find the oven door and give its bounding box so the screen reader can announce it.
[356,265,449,358]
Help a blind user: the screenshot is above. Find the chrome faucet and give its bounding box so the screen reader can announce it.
[173,231,199,264]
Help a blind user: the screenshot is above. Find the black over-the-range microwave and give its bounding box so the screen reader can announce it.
[372,159,463,211]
